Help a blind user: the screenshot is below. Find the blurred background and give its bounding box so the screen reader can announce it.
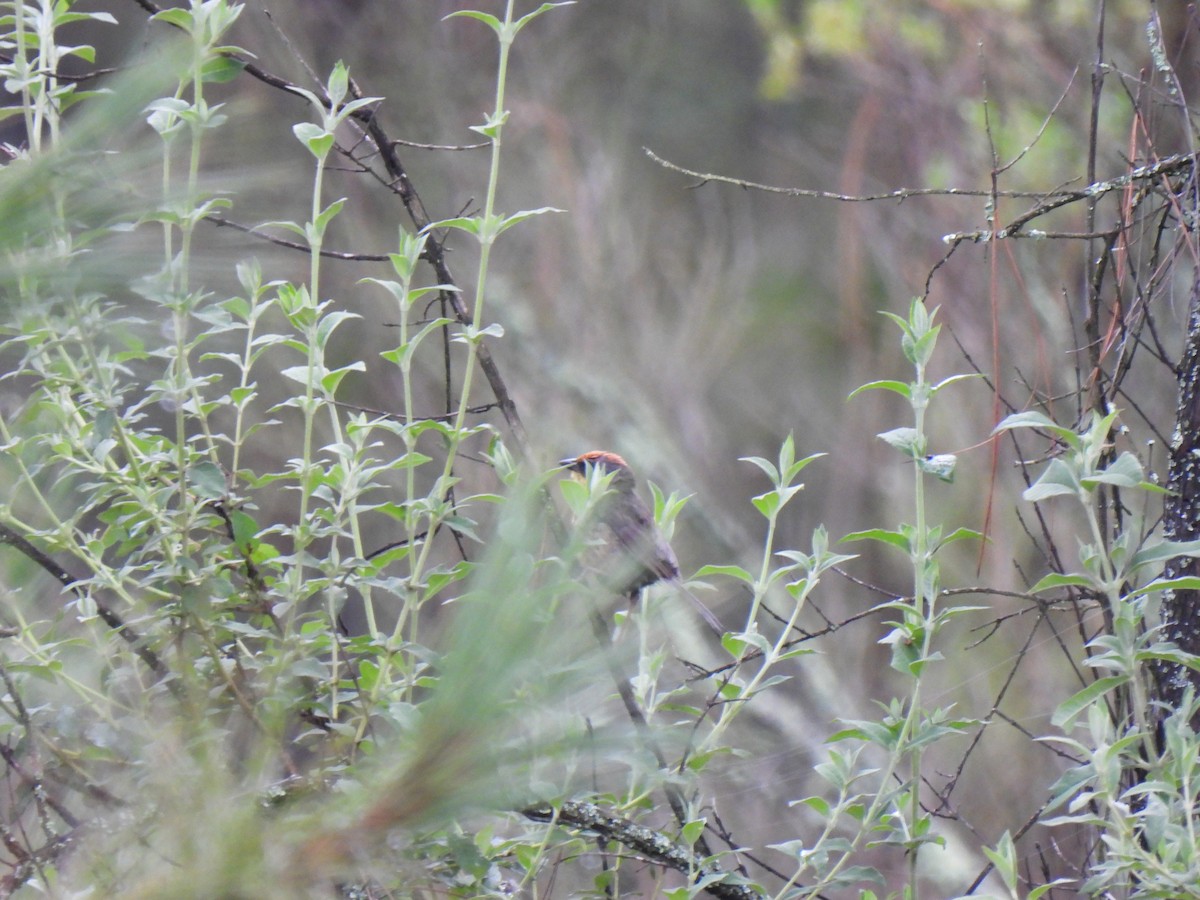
[42,0,1193,891]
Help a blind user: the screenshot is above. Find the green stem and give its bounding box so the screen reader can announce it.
[908,361,929,898]
[13,1,35,156]
[700,564,806,753]
[393,0,517,649]
[289,125,331,599]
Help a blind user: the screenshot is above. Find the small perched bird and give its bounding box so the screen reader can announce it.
[559,450,722,634]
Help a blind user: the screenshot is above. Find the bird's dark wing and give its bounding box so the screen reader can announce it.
[600,493,679,591]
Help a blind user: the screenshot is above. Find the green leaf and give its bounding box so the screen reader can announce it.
[842,528,911,551]
[766,838,807,858]
[200,55,245,84]
[739,454,779,483]
[751,490,781,518]
[918,453,956,482]
[423,215,482,237]
[1028,572,1094,593]
[313,197,347,235]
[290,658,330,680]
[60,44,96,64]
[320,362,365,395]
[785,451,825,482]
[280,365,317,387]
[453,322,505,344]
[339,96,380,118]
[1129,537,1200,572]
[936,526,983,547]
[931,372,983,394]
[1134,644,1200,670]
[492,206,565,239]
[152,7,195,29]
[380,317,454,370]
[186,461,227,500]
[722,630,769,657]
[693,564,755,585]
[993,410,1081,447]
[1081,451,1143,488]
[557,477,589,514]
[883,630,922,675]
[512,2,577,35]
[1051,676,1129,728]
[259,219,309,240]
[777,646,816,662]
[1023,458,1081,502]
[229,511,259,551]
[359,277,402,303]
[847,379,911,400]
[1127,576,1200,599]
[469,110,510,140]
[314,309,358,350]
[905,324,939,367]
[445,9,503,31]
[444,515,482,544]
[60,10,117,25]
[293,121,334,158]
[877,426,922,459]
[1029,880,1077,900]
[793,795,829,816]
[327,60,349,107]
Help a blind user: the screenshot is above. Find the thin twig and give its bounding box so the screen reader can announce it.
[0,524,169,682]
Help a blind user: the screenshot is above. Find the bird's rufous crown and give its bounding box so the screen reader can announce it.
[563,450,629,472]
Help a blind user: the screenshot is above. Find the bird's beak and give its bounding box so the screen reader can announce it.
[557,458,587,484]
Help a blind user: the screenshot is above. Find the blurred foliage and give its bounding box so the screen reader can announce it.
[0,0,1198,897]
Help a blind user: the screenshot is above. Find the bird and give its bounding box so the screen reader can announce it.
[559,450,723,634]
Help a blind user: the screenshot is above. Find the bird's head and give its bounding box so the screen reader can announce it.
[559,450,637,491]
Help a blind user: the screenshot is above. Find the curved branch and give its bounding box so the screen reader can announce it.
[524,800,763,900]
[0,523,168,681]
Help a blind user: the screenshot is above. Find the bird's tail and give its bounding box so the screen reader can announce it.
[674,580,723,635]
